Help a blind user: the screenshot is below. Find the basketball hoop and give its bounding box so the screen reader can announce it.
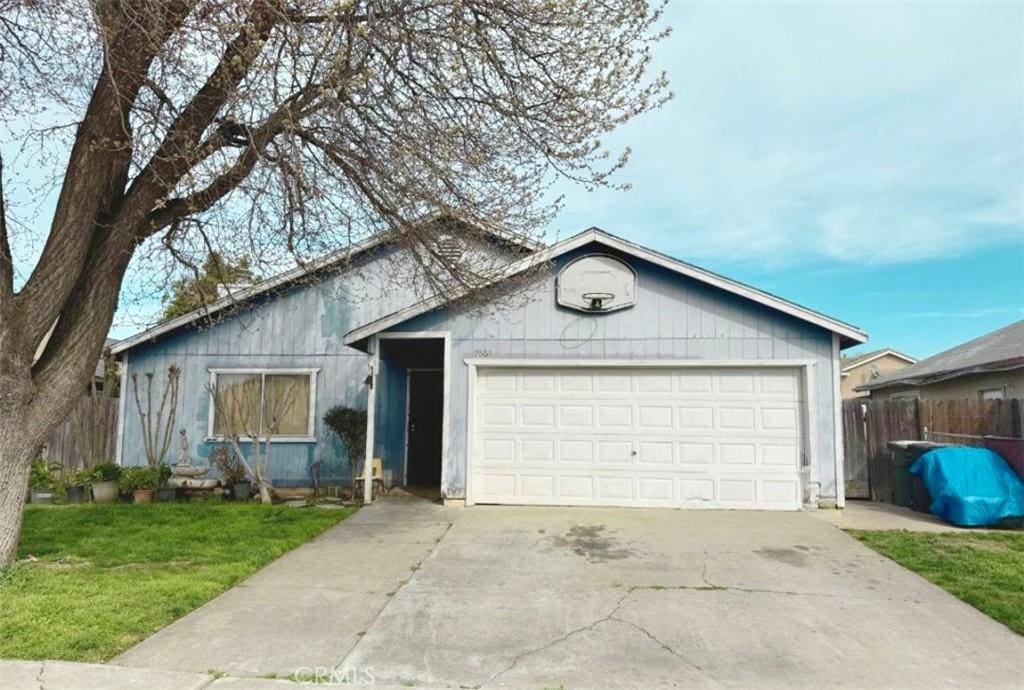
[581,291,615,311]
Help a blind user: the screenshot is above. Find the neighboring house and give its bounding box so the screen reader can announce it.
[840,349,916,399]
[112,226,868,511]
[858,320,1024,401]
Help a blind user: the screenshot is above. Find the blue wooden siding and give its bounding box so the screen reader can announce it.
[387,242,841,500]
[372,355,409,482]
[120,240,519,485]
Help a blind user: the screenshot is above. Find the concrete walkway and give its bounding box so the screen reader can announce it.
[115,498,453,676]
[813,499,1014,532]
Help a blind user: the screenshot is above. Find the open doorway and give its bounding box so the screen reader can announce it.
[378,336,445,496]
[406,369,443,487]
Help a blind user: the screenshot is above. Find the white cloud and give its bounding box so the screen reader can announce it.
[552,1,1024,267]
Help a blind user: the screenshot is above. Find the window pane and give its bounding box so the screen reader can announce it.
[214,374,263,436]
[263,374,311,436]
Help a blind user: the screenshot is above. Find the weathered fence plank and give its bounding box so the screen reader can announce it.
[41,394,118,472]
[843,397,1024,500]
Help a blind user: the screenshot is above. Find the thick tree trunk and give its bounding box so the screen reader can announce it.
[0,442,34,566]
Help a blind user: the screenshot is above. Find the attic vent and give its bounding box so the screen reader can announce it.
[435,235,466,263]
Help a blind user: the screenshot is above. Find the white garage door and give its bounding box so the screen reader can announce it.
[470,366,805,510]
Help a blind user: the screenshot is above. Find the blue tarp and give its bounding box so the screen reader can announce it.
[910,446,1024,527]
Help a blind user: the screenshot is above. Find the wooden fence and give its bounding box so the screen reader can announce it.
[41,394,119,473]
[843,397,1023,499]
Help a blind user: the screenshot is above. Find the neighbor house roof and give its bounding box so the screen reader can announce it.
[344,227,869,348]
[841,348,916,373]
[111,219,540,356]
[96,338,117,379]
[857,320,1024,391]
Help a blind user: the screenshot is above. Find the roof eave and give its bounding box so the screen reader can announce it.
[856,357,1024,392]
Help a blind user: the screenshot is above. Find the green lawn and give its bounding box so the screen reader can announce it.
[852,530,1024,635]
[0,502,355,661]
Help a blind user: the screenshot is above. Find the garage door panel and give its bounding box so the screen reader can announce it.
[596,406,633,427]
[559,440,594,463]
[472,366,804,510]
[719,479,757,503]
[678,407,715,429]
[719,407,757,430]
[521,404,555,427]
[559,405,594,427]
[680,478,716,503]
[559,475,594,499]
[520,474,555,499]
[678,442,715,466]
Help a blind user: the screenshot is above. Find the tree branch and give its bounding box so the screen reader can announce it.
[0,153,11,300]
[13,1,196,356]
[119,1,280,228]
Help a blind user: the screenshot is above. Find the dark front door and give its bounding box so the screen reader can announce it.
[406,369,443,486]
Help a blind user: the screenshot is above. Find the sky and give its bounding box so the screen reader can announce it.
[551,1,1024,359]
[6,1,1023,359]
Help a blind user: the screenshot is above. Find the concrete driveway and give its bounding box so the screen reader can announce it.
[118,498,1024,689]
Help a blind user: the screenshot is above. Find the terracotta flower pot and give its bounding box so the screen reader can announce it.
[133,489,156,503]
[91,480,119,503]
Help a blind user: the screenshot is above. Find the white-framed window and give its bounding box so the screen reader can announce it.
[979,387,1005,401]
[207,368,319,441]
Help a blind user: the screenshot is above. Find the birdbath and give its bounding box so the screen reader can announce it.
[167,429,222,493]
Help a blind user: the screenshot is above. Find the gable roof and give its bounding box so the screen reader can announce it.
[111,220,540,356]
[857,320,1024,391]
[841,348,917,373]
[344,227,869,348]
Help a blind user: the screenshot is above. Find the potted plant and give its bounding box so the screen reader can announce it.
[156,463,177,502]
[29,459,61,504]
[90,462,122,503]
[120,466,160,503]
[65,468,93,504]
[210,446,251,500]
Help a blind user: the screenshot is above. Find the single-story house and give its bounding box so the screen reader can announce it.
[112,226,868,510]
[840,349,916,399]
[857,320,1024,401]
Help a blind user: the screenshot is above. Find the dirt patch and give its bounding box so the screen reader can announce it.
[548,525,635,562]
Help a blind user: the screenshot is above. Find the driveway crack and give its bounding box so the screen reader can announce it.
[36,660,45,690]
[482,588,632,687]
[608,616,712,678]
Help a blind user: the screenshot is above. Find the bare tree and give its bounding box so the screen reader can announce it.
[130,365,181,467]
[206,377,300,503]
[0,1,669,564]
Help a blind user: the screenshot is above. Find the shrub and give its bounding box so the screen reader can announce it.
[209,445,248,484]
[157,463,172,488]
[323,406,367,496]
[119,466,161,493]
[90,463,122,483]
[29,459,59,491]
[67,469,94,487]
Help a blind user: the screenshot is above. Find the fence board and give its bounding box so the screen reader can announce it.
[41,394,119,472]
[843,397,1024,501]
